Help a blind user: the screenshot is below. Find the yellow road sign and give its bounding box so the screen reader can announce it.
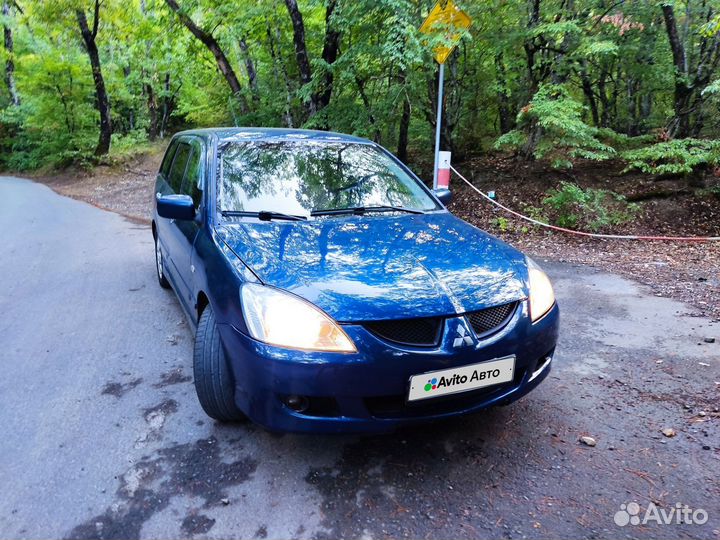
[419,0,472,64]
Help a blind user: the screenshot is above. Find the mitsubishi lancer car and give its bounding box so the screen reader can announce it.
[152,128,559,433]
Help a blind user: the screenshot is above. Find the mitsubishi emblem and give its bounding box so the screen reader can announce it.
[453,323,474,348]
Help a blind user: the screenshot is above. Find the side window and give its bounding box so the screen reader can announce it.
[168,143,191,193]
[159,140,179,178]
[181,139,204,210]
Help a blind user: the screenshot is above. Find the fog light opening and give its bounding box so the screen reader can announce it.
[529,355,553,382]
[285,395,310,413]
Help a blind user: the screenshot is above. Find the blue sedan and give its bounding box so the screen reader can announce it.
[152,128,559,433]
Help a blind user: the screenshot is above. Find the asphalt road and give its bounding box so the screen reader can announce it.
[1,176,718,540]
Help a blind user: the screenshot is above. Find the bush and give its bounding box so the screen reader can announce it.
[621,139,720,176]
[595,128,655,151]
[495,84,616,168]
[535,182,640,232]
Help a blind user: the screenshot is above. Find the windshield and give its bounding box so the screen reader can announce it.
[218,141,440,217]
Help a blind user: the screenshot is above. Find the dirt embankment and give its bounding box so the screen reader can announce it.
[449,158,720,321]
[32,145,164,224]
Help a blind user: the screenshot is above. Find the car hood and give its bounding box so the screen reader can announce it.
[216,212,528,322]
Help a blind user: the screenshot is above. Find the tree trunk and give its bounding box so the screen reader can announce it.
[165,0,248,114]
[626,77,640,136]
[521,121,542,161]
[266,23,294,127]
[146,81,158,141]
[640,93,652,130]
[397,93,410,164]
[354,74,380,142]
[123,65,135,131]
[522,0,542,98]
[160,73,173,139]
[54,83,74,134]
[284,0,316,116]
[662,4,693,138]
[76,1,111,156]
[690,94,705,138]
[495,54,515,133]
[597,69,611,128]
[579,61,599,126]
[140,0,157,140]
[238,37,259,104]
[316,0,340,112]
[2,0,20,106]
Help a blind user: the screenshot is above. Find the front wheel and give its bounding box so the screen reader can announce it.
[154,235,171,289]
[193,307,246,422]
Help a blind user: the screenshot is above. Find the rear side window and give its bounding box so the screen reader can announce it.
[160,140,179,178]
[181,139,204,210]
[168,143,191,193]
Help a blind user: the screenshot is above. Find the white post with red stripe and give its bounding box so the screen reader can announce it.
[437,151,451,189]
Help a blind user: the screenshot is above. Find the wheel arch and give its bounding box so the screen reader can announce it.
[196,291,210,321]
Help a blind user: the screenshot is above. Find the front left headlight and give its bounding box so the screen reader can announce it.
[240,283,357,352]
[527,257,556,322]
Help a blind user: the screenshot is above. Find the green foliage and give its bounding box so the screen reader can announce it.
[595,129,655,150]
[490,216,511,232]
[0,0,718,172]
[621,139,720,176]
[538,182,640,232]
[494,129,527,151]
[576,40,619,58]
[495,85,616,167]
[700,14,720,37]
[703,79,720,99]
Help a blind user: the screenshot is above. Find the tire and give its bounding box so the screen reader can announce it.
[193,307,246,422]
[154,234,171,289]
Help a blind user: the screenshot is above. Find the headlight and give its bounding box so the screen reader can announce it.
[240,283,356,352]
[527,257,555,322]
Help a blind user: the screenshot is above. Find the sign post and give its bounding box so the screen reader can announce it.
[433,63,445,189]
[437,151,452,189]
[419,0,471,189]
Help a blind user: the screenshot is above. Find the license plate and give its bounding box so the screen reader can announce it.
[407,356,515,402]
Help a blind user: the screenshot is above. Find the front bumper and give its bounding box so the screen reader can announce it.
[218,301,559,433]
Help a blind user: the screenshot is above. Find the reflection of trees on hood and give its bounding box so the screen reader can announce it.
[219,141,417,212]
[218,213,525,319]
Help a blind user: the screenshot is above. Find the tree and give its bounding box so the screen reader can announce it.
[76,0,111,156]
[283,0,341,125]
[284,0,314,116]
[1,0,720,173]
[164,0,248,114]
[316,0,340,112]
[2,0,20,106]
[662,3,720,138]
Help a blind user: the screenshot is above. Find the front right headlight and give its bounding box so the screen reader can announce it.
[240,283,356,352]
[527,257,555,322]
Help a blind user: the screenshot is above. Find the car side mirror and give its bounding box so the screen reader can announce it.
[434,188,452,206]
[157,194,196,220]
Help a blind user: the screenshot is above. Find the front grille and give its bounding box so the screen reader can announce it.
[465,301,518,338]
[364,317,443,347]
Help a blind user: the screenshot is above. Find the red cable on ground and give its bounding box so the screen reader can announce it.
[450,165,720,242]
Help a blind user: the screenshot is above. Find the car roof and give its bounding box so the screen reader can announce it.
[173,127,372,145]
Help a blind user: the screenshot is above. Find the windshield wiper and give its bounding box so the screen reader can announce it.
[221,210,307,221]
[310,205,426,217]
